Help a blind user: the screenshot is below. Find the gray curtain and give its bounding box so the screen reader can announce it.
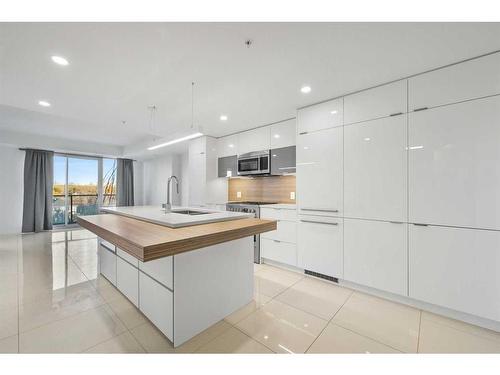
[117,158,134,207]
[22,149,54,233]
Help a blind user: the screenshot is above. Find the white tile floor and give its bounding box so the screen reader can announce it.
[1,228,500,353]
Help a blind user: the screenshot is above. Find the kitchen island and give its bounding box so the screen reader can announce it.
[77,206,276,347]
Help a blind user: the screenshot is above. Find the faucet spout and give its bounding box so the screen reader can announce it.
[165,175,179,213]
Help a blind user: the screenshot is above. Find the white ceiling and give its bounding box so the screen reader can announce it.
[1,22,500,150]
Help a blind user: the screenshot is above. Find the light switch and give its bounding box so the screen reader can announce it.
[237,191,242,198]
[290,192,295,200]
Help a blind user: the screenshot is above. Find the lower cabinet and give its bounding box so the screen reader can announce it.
[138,256,173,290]
[344,219,407,296]
[297,216,343,278]
[116,257,139,306]
[99,245,116,286]
[261,238,297,266]
[139,272,174,341]
[409,224,500,322]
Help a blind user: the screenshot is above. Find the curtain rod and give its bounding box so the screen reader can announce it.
[18,148,137,162]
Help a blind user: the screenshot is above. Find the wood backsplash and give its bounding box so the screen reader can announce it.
[228,175,296,203]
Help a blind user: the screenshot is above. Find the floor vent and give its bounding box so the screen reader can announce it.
[304,270,338,283]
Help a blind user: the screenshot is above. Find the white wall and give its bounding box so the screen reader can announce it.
[0,145,24,234]
[141,154,182,206]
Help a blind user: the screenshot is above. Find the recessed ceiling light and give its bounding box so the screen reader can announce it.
[220,115,228,121]
[38,100,51,107]
[51,56,69,66]
[364,137,371,141]
[300,86,311,94]
[228,144,234,148]
[330,110,338,115]
[273,134,280,139]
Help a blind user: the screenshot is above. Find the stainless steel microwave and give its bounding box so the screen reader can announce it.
[237,150,270,175]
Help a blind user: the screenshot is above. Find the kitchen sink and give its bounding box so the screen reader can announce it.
[170,209,212,215]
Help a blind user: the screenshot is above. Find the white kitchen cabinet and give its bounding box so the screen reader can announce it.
[297,126,343,216]
[117,248,139,268]
[297,97,343,134]
[344,80,407,125]
[297,216,343,278]
[217,134,238,157]
[188,137,207,206]
[237,127,271,155]
[409,95,500,230]
[344,219,407,296]
[344,115,407,222]
[99,245,116,286]
[139,272,174,340]
[261,219,297,243]
[261,238,297,267]
[116,256,139,306]
[409,224,500,322]
[270,119,296,149]
[139,255,173,290]
[409,52,500,111]
[260,206,297,221]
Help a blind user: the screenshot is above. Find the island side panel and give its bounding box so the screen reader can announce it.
[172,237,254,347]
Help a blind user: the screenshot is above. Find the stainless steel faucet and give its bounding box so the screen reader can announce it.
[165,176,179,213]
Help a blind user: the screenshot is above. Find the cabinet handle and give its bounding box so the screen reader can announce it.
[301,208,339,213]
[389,112,403,117]
[273,240,281,243]
[299,131,309,135]
[300,219,339,226]
[413,107,428,112]
[389,221,404,224]
[412,223,429,227]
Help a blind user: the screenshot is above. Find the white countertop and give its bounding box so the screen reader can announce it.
[260,203,296,210]
[101,205,253,228]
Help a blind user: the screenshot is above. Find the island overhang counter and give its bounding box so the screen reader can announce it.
[77,211,276,347]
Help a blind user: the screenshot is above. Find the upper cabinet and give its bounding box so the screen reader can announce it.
[344,115,407,222]
[409,95,500,230]
[344,80,407,125]
[297,98,343,134]
[270,119,296,149]
[237,127,271,155]
[217,134,238,157]
[409,52,500,111]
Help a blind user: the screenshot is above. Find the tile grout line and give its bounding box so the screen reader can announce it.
[416,310,422,353]
[304,289,354,353]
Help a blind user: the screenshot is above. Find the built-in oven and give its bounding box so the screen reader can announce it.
[237,150,270,176]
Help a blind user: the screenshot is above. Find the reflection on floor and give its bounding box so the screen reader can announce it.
[1,228,500,353]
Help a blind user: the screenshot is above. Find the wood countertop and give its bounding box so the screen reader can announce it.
[77,214,277,262]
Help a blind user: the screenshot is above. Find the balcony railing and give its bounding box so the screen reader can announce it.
[52,194,116,225]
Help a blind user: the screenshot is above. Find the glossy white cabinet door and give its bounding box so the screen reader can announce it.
[409,224,500,322]
[188,138,206,206]
[237,127,271,154]
[99,245,116,286]
[297,98,343,134]
[260,220,297,243]
[344,80,407,125]
[409,95,500,230]
[409,52,500,111]
[344,115,407,221]
[261,238,297,267]
[270,119,296,148]
[297,127,343,216]
[116,257,139,306]
[217,134,238,157]
[139,272,173,341]
[297,216,343,278]
[138,255,173,290]
[344,219,407,296]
